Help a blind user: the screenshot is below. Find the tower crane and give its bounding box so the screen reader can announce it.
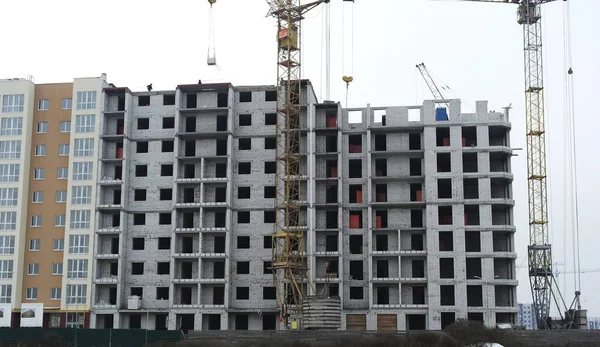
[416,63,446,101]
[440,0,583,329]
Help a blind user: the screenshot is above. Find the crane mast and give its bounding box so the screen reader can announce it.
[266,0,329,328]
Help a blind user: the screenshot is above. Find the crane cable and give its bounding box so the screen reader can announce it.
[562,0,582,298]
[342,1,354,108]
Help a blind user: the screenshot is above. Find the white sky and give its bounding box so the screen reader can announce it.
[2,0,598,317]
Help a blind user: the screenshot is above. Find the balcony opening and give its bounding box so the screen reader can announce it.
[235,314,249,330]
[463,153,478,173]
[412,286,426,305]
[217,92,228,107]
[466,258,482,279]
[182,237,194,253]
[440,285,455,306]
[436,127,450,147]
[183,164,195,179]
[376,286,390,305]
[111,214,120,227]
[441,312,456,329]
[411,234,424,251]
[437,153,451,172]
[108,287,118,305]
[462,126,477,147]
[129,314,142,329]
[349,135,362,153]
[325,259,339,276]
[263,314,277,330]
[406,314,427,331]
[115,165,122,180]
[349,287,363,300]
[185,116,196,132]
[349,211,363,229]
[412,259,425,278]
[326,184,337,203]
[215,236,226,253]
[489,126,508,146]
[117,96,125,111]
[215,211,226,228]
[492,205,511,225]
[326,211,338,229]
[464,178,479,199]
[438,206,452,225]
[374,134,386,151]
[410,158,422,176]
[439,258,454,279]
[111,237,119,254]
[186,93,197,108]
[110,262,118,276]
[326,110,337,128]
[411,209,423,228]
[375,184,387,202]
[205,314,220,330]
[349,159,362,178]
[113,190,121,205]
[375,210,388,228]
[213,286,225,305]
[468,313,484,323]
[376,260,389,278]
[181,262,193,279]
[185,140,195,157]
[178,313,194,333]
[494,259,514,280]
[182,213,194,228]
[437,179,452,199]
[325,135,337,152]
[349,235,362,254]
[216,139,227,156]
[183,188,195,203]
[467,285,483,307]
[217,115,228,131]
[349,260,363,280]
[490,152,509,172]
[349,185,363,204]
[409,133,421,150]
[213,262,225,279]
[329,285,339,297]
[215,163,227,177]
[493,232,511,252]
[439,231,453,252]
[375,234,388,251]
[465,205,480,225]
[374,159,387,177]
[409,184,422,202]
[491,178,510,199]
[325,234,338,252]
[465,231,481,252]
[117,119,124,134]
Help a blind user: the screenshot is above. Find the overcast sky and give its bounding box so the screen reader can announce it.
[2,0,598,317]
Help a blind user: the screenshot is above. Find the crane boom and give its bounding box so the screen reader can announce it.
[416,63,446,100]
[266,0,329,329]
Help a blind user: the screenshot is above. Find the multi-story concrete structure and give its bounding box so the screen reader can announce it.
[90,80,517,331]
[518,303,538,329]
[0,74,107,328]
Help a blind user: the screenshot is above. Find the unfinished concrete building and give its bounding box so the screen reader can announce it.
[90,80,518,331]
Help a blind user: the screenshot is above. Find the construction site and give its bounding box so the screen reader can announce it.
[0,0,597,345]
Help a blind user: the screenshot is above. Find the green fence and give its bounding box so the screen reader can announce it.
[0,328,182,347]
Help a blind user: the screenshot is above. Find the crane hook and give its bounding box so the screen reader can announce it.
[208,0,216,7]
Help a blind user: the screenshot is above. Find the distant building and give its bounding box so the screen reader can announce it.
[588,317,600,330]
[518,303,538,330]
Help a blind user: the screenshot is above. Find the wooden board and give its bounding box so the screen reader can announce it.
[377,314,397,331]
[346,314,366,331]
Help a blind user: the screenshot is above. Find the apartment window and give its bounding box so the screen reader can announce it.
[76,91,97,110]
[33,168,44,180]
[70,210,91,229]
[32,192,43,203]
[71,186,92,205]
[264,161,276,174]
[349,287,364,300]
[58,144,70,156]
[0,117,23,135]
[75,114,96,133]
[158,237,171,250]
[0,140,21,159]
[239,138,251,150]
[158,213,171,225]
[237,236,250,249]
[51,263,63,275]
[0,260,13,279]
[135,165,147,177]
[157,262,170,275]
[67,259,88,279]
[72,162,93,180]
[27,263,39,275]
[239,114,251,126]
[34,145,46,156]
[134,189,147,201]
[264,186,275,199]
[237,287,250,300]
[238,162,251,175]
[53,238,64,251]
[264,137,276,149]
[66,284,87,304]
[0,236,15,254]
[2,95,24,113]
[138,96,150,107]
[238,211,250,224]
[29,239,41,251]
[54,214,66,227]
[239,91,252,102]
[50,288,62,300]
[0,188,18,206]
[68,235,89,254]
[0,285,12,303]
[137,118,150,130]
[162,117,175,128]
[137,141,148,153]
[55,191,67,203]
[57,167,68,179]
[60,121,71,133]
[61,98,72,110]
[159,189,172,200]
[26,288,38,300]
[0,164,19,182]
[162,140,174,152]
[264,210,275,223]
[132,262,144,275]
[74,138,94,157]
[156,287,169,300]
[30,215,42,227]
[36,121,48,133]
[238,187,250,199]
[265,113,277,125]
[161,164,173,176]
[0,212,16,230]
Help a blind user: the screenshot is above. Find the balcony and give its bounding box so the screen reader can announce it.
[99,177,123,186]
[172,278,201,284]
[97,227,122,234]
[96,253,119,260]
[94,276,119,284]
